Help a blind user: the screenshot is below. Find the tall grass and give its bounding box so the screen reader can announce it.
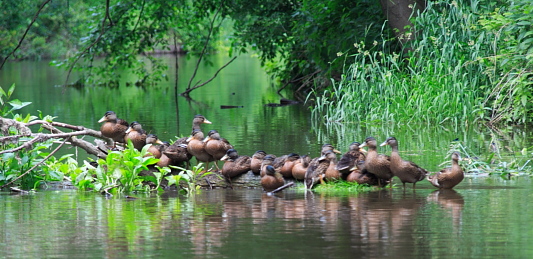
[310,0,495,126]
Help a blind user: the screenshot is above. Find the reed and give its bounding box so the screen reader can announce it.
[310,1,494,126]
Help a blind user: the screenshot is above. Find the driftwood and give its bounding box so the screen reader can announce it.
[0,117,112,159]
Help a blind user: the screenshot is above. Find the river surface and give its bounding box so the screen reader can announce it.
[1,55,533,258]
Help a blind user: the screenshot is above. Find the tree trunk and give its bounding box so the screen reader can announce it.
[380,0,426,46]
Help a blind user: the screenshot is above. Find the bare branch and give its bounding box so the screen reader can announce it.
[181,56,238,96]
[0,0,52,70]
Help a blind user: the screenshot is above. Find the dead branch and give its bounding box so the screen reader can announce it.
[181,56,238,97]
[0,117,110,158]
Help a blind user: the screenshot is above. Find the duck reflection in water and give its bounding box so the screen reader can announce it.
[426,189,464,230]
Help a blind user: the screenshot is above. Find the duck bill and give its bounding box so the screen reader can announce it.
[379,141,389,147]
[202,136,211,143]
[203,118,212,124]
[186,136,193,142]
[360,149,367,153]
[97,116,107,123]
[125,127,132,134]
[156,139,164,145]
[333,149,341,154]
[220,154,229,161]
[359,142,367,148]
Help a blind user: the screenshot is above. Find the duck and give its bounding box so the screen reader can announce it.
[304,150,337,189]
[260,154,277,177]
[292,155,310,180]
[324,153,340,181]
[145,134,164,158]
[250,150,267,175]
[162,115,211,168]
[156,142,172,167]
[279,153,300,178]
[162,138,192,168]
[261,165,285,192]
[380,136,428,189]
[186,129,215,170]
[346,167,389,186]
[220,149,251,179]
[427,151,464,189]
[203,130,233,170]
[191,114,212,130]
[98,111,129,144]
[359,137,393,187]
[124,121,147,151]
[336,142,366,175]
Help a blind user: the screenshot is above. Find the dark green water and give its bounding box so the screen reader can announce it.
[1,55,533,258]
[1,177,533,258]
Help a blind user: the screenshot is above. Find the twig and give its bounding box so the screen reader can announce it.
[63,0,114,86]
[0,0,52,70]
[0,137,69,189]
[181,56,238,96]
[185,7,221,91]
[267,182,295,194]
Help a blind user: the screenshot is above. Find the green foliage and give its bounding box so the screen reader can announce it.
[0,140,58,190]
[71,141,160,193]
[0,84,32,117]
[167,163,219,195]
[298,180,375,195]
[444,140,532,178]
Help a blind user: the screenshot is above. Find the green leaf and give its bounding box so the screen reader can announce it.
[8,99,31,111]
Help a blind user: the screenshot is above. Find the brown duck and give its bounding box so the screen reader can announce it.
[380,136,428,189]
[336,141,366,175]
[359,137,393,187]
[250,150,267,175]
[260,154,277,177]
[163,115,211,168]
[125,121,147,151]
[279,153,300,178]
[427,152,464,189]
[346,167,389,186]
[98,111,129,144]
[156,142,172,167]
[186,129,215,170]
[304,150,337,189]
[204,130,233,170]
[220,149,252,179]
[261,165,285,192]
[292,155,310,180]
[145,134,164,158]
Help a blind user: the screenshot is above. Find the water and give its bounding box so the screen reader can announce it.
[1,55,533,258]
[1,177,533,258]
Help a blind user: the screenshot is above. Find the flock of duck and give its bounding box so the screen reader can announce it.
[98,111,465,192]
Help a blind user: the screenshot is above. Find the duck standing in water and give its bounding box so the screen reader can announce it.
[359,137,393,187]
[427,152,464,189]
[261,165,285,192]
[204,130,233,170]
[125,121,147,151]
[380,137,428,189]
[98,111,129,146]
